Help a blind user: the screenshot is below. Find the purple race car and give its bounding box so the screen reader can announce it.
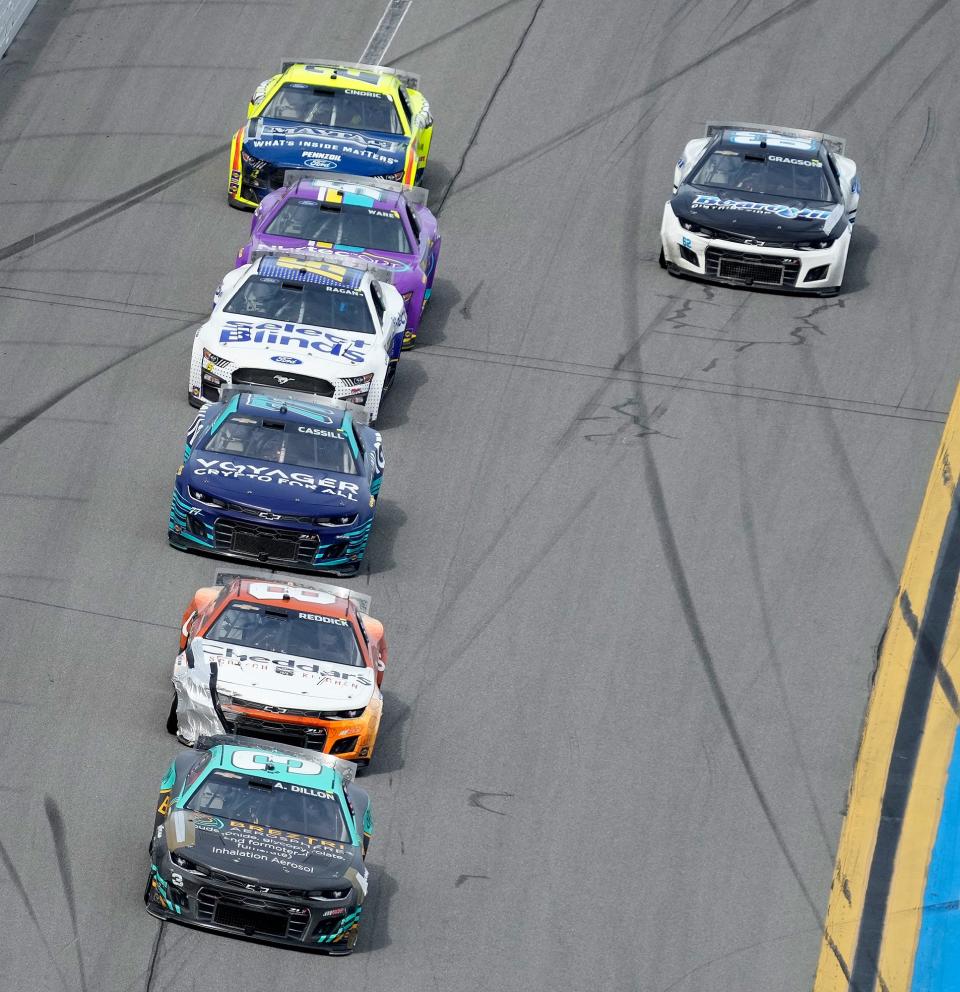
[236,174,440,349]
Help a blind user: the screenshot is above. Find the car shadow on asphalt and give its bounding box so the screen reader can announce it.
[841,223,877,295]
[376,358,428,430]
[360,862,398,953]
[363,689,410,778]
[363,496,406,577]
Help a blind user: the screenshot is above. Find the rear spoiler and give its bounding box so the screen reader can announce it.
[281,58,420,90]
[704,120,846,156]
[217,385,372,426]
[281,170,429,207]
[213,568,373,614]
[196,733,358,784]
[250,245,398,285]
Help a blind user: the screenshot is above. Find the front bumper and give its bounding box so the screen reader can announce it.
[660,204,850,294]
[146,858,361,953]
[168,487,374,577]
[173,675,383,762]
[189,346,385,423]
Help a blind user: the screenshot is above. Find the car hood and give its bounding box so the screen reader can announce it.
[185,453,365,511]
[195,637,376,708]
[244,118,408,178]
[165,809,364,887]
[673,184,844,237]
[199,315,383,372]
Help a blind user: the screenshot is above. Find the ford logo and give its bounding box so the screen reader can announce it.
[270,355,302,365]
[309,160,339,171]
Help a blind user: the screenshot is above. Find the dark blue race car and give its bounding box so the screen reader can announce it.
[169,389,384,577]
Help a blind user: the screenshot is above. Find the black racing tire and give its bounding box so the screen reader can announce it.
[335,562,362,578]
[658,247,667,269]
[166,695,179,735]
[818,286,841,297]
[414,166,425,186]
[384,362,397,392]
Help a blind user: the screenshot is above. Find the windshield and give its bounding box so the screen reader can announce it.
[187,769,352,842]
[225,275,374,333]
[206,601,364,667]
[204,414,358,474]
[689,149,835,202]
[262,84,402,134]
[266,200,412,254]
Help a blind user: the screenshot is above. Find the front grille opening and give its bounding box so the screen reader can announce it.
[678,244,699,267]
[215,521,319,565]
[804,264,830,283]
[214,902,288,937]
[186,514,207,538]
[705,248,800,288]
[331,735,359,755]
[232,368,335,397]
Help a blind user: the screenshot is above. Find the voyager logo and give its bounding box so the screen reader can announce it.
[217,320,368,365]
[193,458,361,500]
[691,194,832,221]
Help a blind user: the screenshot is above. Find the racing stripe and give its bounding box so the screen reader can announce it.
[403,143,415,186]
[230,129,242,172]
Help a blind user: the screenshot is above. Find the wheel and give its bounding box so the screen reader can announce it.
[414,166,425,186]
[658,247,667,269]
[166,695,178,735]
[335,562,361,578]
[384,361,397,391]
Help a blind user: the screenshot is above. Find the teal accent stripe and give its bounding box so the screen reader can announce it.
[209,393,240,435]
[342,413,360,460]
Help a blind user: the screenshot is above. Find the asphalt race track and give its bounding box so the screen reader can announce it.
[1,1,959,989]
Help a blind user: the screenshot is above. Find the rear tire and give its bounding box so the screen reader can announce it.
[166,695,178,735]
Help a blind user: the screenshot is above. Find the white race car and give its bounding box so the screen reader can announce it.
[190,249,407,421]
[660,122,859,295]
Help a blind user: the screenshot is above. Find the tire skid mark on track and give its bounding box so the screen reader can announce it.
[0,145,223,265]
[619,166,840,960]
[819,0,952,129]
[0,837,72,992]
[413,345,948,424]
[143,922,165,992]
[732,362,835,859]
[798,346,899,586]
[444,0,824,202]
[0,317,195,448]
[887,48,954,129]
[0,286,206,321]
[435,0,546,213]
[390,0,526,61]
[0,593,178,630]
[44,796,88,992]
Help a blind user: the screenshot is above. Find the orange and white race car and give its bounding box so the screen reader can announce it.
[166,572,387,767]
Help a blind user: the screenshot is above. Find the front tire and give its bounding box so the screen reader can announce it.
[658,247,667,269]
[166,695,178,735]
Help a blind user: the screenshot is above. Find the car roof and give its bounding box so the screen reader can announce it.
[289,178,405,211]
[254,253,367,291]
[229,390,352,430]
[211,743,342,789]
[715,128,823,157]
[282,63,394,93]
[227,575,354,620]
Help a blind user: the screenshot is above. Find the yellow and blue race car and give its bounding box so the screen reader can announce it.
[228,60,434,209]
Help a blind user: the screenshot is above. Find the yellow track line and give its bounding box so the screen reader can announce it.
[813,381,960,992]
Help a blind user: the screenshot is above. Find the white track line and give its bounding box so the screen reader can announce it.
[360,0,412,64]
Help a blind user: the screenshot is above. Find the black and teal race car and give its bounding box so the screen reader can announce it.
[146,736,372,953]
